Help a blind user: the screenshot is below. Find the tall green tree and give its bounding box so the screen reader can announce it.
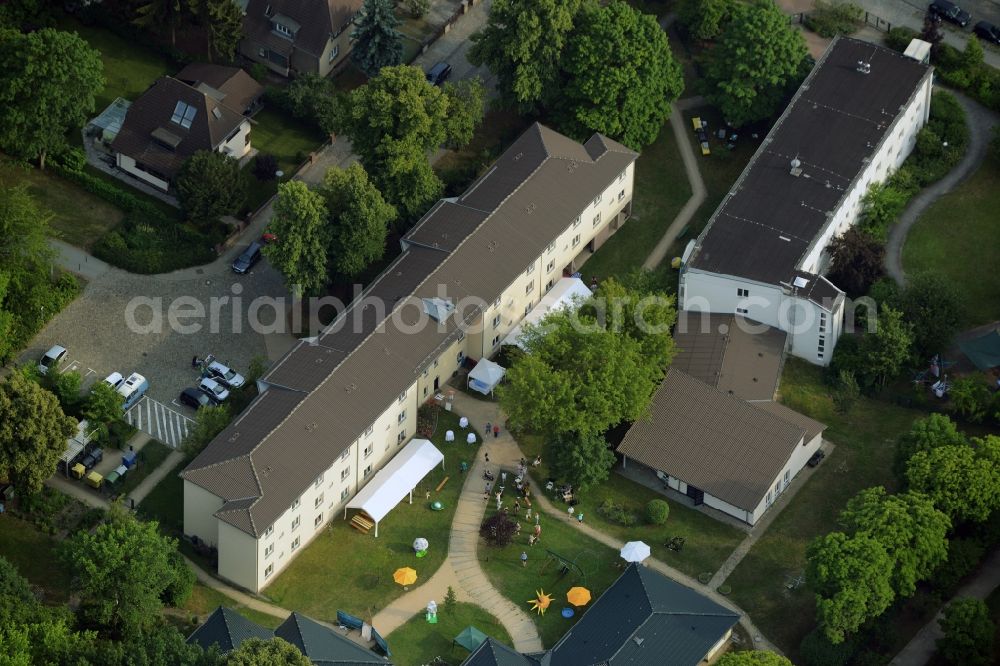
[554,0,683,150]
[0,185,55,285]
[839,487,950,597]
[204,0,243,62]
[176,151,246,226]
[59,506,187,636]
[351,0,404,77]
[134,0,189,45]
[547,430,616,491]
[334,65,484,218]
[895,413,967,479]
[938,598,994,666]
[0,28,104,169]
[897,272,964,361]
[499,308,663,437]
[716,652,793,666]
[263,181,330,297]
[226,637,311,665]
[468,0,582,111]
[0,373,76,493]
[859,305,913,387]
[701,0,808,127]
[806,532,895,644]
[677,0,735,40]
[181,403,232,456]
[590,277,677,372]
[906,445,1000,523]
[0,556,42,628]
[320,164,396,278]
[83,382,125,440]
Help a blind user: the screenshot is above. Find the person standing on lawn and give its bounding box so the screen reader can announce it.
[520,551,528,567]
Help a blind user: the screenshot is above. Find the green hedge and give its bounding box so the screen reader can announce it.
[52,163,173,225]
[804,1,862,38]
[92,213,219,274]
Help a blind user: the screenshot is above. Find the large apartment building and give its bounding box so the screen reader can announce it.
[181,124,637,592]
[679,37,933,365]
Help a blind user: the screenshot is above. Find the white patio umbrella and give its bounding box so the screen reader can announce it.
[413,537,429,553]
[620,540,651,563]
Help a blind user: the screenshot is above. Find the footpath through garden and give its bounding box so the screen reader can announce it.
[446,391,783,656]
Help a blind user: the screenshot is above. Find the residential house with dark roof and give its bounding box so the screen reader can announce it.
[187,606,390,663]
[617,368,825,526]
[240,0,362,77]
[181,123,638,593]
[461,564,740,666]
[679,36,933,366]
[111,65,263,191]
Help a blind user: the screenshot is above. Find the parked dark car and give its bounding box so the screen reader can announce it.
[974,20,1000,45]
[179,387,213,409]
[929,1,971,27]
[232,241,262,274]
[426,62,452,87]
[807,450,826,468]
[81,447,104,470]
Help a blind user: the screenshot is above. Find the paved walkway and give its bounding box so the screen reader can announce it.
[885,90,1000,285]
[889,547,1000,666]
[447,391,783,656]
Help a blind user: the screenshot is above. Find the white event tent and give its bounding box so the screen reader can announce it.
[501,277,593,350]
[344,438,444,537]
[467,358,505,395]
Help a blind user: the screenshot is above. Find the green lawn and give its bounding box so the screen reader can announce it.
[264,409,481,623]
[138,453,190,535]
[725,359,924,659]
[479,504,624,648]
[181,581,285,630]
[57,13,176,112]
[516,433,744,579]
[0,156,124,249]
[903,154,1000,326]
[251,108,327,177]
[580,121,692,284]
[116,440,173,497]
[386,601,513,666]
[0,516,71,603]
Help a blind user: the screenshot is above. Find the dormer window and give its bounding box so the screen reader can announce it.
[264,4,272,17]
[275,22,293,37]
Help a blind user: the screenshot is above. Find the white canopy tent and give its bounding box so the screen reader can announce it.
[501,277,593,350]
[467,358,506,395]
[344,438,444,537]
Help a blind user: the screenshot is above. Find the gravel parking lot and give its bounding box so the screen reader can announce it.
[20,255,296,420]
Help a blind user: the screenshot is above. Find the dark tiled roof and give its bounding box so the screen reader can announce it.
[181,123,637,537]
[175,63,264,115]
[688,37,931,285]
[673,313,786,401]
[242,0,362,57]
[547,564,739,666]
[186,606,272,654]
[617,369,822,512]
[789,271,843,310]
[274,612,389,664]
[110,76,246,178]
[462,638,541,666]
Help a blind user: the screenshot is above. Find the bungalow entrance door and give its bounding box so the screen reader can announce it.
[686,484,705,506]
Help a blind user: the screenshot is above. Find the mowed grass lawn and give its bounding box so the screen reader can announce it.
[251,109,327,177]
[57,13,175,111]
[138,453,190,535]
[479,504,623,648]
[265,410,481,623]
[903,153,1000,326]
[0,156,124,249]
[387,601,513,666]
[516,433,743,579]
[581,121,691,283]
[181,581,285,630]
[0,516,71,603]
[725,359,923,659]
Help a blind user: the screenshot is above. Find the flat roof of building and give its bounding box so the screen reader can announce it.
[687,36,931,286]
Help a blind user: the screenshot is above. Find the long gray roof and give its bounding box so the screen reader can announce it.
[687,36,931,287]
[186,606,274,654]
[617,369,825,512]
[182,123,637,537]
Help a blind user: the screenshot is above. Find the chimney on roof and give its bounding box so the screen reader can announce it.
[856,60,871,74]
[789,158,802,177]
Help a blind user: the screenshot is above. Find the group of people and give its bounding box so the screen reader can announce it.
[483,421,501,439]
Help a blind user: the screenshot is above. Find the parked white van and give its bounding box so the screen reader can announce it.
[117,373,149,410]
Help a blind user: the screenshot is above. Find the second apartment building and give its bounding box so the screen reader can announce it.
[181,123,637,592]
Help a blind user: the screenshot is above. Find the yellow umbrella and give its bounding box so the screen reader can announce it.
[393,567,418,586]
[566,586,591,606]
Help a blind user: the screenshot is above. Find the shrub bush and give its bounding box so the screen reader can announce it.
[645,499,670,525]
[249,63,269,82]
[404,0,430,17]
[91,212,220,274]
[480,513,518,547]
[799,627,858,666]
[885,27,918,52]
[949,375,992,423]
[161,550,195,607]
[805,1,862,38]
[252,153,279,181]
[598,498,638,526]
